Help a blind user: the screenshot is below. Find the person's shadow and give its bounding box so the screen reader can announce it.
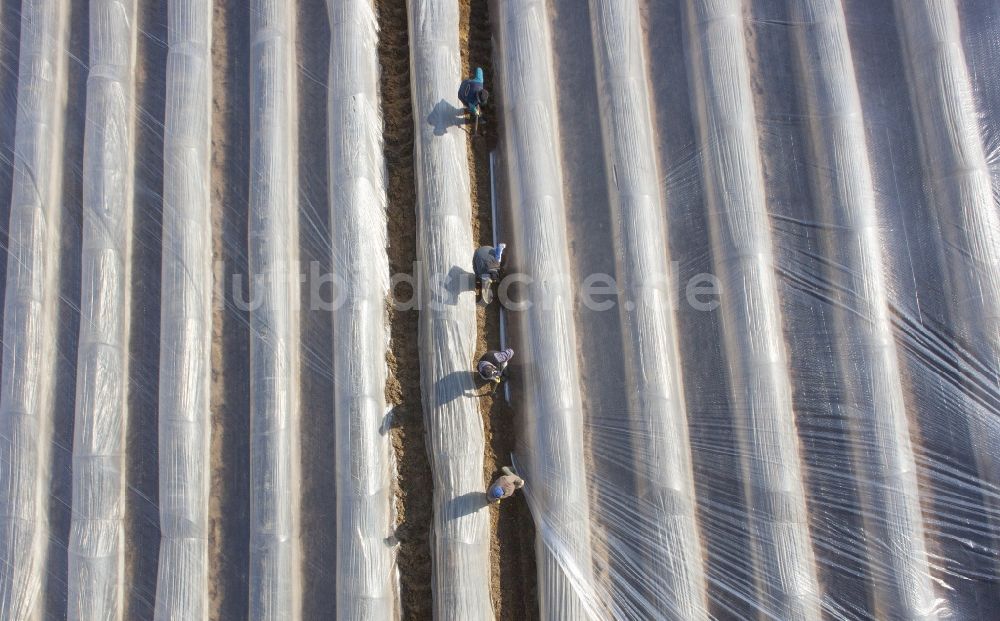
[446,265,475,299]
[444,491,490,520]
[379,407,402,435]
[427,265,475,308]
[427,98,467,136]
[433,370,482,406]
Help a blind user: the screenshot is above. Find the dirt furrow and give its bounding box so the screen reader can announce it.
[46,0,89,616]
[123,2,168,617]
[208,0,252,618]
[295,0,337,616]
[374,1,434,618]
[458,0,538,618]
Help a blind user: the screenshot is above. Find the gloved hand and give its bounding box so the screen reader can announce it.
[478,275,493,306]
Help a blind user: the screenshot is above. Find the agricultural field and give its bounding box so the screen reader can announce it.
[0,0,998,619]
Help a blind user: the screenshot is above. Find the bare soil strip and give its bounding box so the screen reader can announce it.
[208,1,252,618]
[124,2,168,616]
[295,0,338,616]
[458,0,538,617]
[45,0,89,615]
[374,1,435,617]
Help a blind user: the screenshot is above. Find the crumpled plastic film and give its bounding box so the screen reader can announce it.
[248,0,301,617]
[67,1,137,619]
[496,0,596,618]
[493,0,1000,618]
[895,0,1000,545]
[685,0,823,618]
[327,0,399,618]
[153,0,212,618]
[0,0,70,618]
[587,0,708,617]
[789,1,937,618]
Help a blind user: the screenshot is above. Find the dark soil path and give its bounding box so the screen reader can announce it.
[209,0,252,618]
[459,0,538,618]
[374,1,434,618]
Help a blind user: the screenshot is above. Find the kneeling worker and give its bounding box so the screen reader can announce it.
[488,466,524,504]
[477,347,514,384]
[458,67,490,118]
[473,243,505,305]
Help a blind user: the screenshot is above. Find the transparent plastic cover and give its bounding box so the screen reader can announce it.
[0,0,998,619]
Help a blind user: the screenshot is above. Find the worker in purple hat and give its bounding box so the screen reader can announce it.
[477,347,513,384]
[487,466,524,504]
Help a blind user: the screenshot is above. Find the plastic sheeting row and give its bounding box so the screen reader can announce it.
[408,1,492,619]
[0,0,71,618]
[328,0,397,618]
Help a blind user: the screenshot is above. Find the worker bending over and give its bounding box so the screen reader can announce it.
[488,466,524,504]
[473,243,505,305]
[458,67,490,117]
[478,348,514,384]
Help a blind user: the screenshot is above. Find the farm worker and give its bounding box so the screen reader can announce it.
[473,243,505,305]
[488,466,524,504]
[477,348,514,383]
[458,67,490,116]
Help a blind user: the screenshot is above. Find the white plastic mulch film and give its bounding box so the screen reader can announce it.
[0,0,71,618]
[407,0,493,619]
[498,0,1000,619]
[328,0,397,619]
[69,0,138,619]
[155,0,212,619]
[0,0,999,620]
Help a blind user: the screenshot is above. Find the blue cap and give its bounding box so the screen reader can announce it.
[489,485,504,500]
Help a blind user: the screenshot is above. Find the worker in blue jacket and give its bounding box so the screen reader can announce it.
[458,67,490,117]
